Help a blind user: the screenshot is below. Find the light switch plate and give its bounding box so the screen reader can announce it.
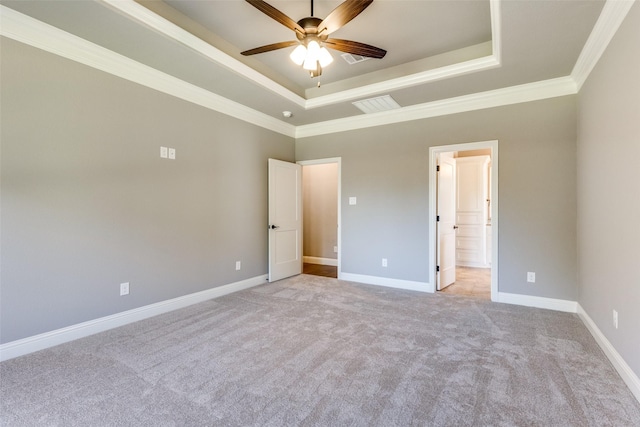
[160,146,168,158]
[168,148,176,159]
[349,197,357,205]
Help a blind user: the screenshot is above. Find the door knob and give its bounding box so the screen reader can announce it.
[269,225,280,230]
[453,225,459,230]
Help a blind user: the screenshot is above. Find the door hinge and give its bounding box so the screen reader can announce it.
[436,265,440,272]
[436,215,440,222]
[436,165,440,172]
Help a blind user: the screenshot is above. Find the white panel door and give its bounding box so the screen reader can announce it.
[437,154,456,290]
[455,156,490,268]
[268,159,302,282]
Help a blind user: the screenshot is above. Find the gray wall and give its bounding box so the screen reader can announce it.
[296,96,577,299]
[577,2,640,377]
[0,38,294,343]
[302,163,338,260]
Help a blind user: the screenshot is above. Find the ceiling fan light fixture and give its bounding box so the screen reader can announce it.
[302,56,317,71]
[290,44,307,66]
[318,47,333,68]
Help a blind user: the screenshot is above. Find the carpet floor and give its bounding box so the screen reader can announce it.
[2,274,639,426]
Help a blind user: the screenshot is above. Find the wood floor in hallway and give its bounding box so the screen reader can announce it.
[303,263,338,278]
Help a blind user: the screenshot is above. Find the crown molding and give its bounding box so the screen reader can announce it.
[305,55,500,109]
[490,0,502,63]
[296,77,577,138]
[102,0,307,108]
[571,0,635,91]
[3,0,626,140]
[103,0,503,110]
[0,5,296,138]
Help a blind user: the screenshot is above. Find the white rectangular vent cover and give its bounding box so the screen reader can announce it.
[341,53,370,65]
[352,95,401,114]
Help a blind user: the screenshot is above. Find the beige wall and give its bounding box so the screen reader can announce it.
[0,38,294,343]
[302,163,338,260]
[577,2,640,377]
[297,96,577,299]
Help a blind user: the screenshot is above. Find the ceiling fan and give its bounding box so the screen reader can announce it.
[241,0,386,78]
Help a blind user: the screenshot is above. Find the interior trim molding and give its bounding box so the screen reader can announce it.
[1,0,626,139]
[0,5,296,138]
[340,273,430,293]
[571,0,636,91]
[296,77,577,138]
[496,292,578,313]
[0,275,268,362]
[305,55,500,110]
[577,304,640,403]
[101,0,307,108]
[103,0,502,111]
[303,256,338,267]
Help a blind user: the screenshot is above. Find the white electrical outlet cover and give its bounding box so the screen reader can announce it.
[160,146,168,158]
[168,148,176,159]
[349,197,357,205]
[120,282,130,296]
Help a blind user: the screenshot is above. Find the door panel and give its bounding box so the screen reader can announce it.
[437,154,456,290]
[268,159,302,282]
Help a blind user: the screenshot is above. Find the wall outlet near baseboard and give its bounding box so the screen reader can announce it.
[382,258,388,267]
[613,310,618,329]
[527,272,536,283]
[235,261,241,271]
[333,246,338,253]
[120,282,130,296]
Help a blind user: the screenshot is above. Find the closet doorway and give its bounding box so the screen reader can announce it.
[298,158,341,279]
[429,141,498,300]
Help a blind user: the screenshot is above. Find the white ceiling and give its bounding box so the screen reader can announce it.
[1,0,609,130]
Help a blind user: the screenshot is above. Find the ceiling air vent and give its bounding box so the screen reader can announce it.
[352,95,401,114]
[341,53,370,65]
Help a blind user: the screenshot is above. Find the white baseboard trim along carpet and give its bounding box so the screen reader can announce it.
[1,273,638,407]
[496,292,578,313]
[577,304,640,403]
[0,275,268,362]
[339,272,430,293]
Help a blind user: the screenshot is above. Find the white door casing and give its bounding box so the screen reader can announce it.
[428,140,499,300]
[268,159,302,282]
[437,153,456,290]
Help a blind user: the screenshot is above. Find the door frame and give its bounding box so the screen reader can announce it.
[428,141,499,300]
[297,157,342,279]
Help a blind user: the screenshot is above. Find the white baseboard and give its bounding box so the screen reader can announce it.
[303,256,338,266]
[496,292,578,313]
[577,304,640,403]
[0,274,268,362]
[340,272,431,293]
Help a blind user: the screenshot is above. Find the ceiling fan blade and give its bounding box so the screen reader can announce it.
[245,0,305,35]
[241,40,299,56]
[318,0,374,35]
[324,38,386,59]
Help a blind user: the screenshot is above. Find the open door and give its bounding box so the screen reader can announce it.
[437,153,456,290]
[268,159,302,282]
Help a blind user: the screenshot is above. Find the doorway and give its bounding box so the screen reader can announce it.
[429,141,498,300]
[298,158,341,279]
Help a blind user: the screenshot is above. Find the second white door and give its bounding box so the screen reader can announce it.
[268,159,302,282]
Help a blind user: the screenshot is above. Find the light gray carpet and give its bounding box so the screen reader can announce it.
[2,274,640,426]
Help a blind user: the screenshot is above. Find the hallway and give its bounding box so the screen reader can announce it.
[440,267,491,299]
